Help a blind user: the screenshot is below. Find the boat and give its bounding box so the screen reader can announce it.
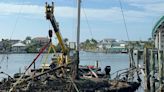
[0,1,141,92]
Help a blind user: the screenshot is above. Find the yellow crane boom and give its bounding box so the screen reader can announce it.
[45,2,68,55]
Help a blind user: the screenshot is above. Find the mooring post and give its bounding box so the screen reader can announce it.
[150,49,155,92]
[158,50,163,91]
[144,48,150,91]
[131,49,135,67]
[137,50,139,70]
[129,48,132,68]
[96,60,99,68]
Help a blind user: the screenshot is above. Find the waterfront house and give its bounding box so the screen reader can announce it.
[32,37,49,46]
[98,38,116,49]
[12,42,26,53]
[9,40,20,45]
[102,38,116,43]
[32,37,49,52]
[98,39,127,53]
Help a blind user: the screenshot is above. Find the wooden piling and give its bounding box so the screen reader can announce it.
[136,50,139,70]
[130,49,135,67]
[150,50,155,92]
[144,48,150,91]
[158,50,163,91]
[96,60,99,68]
[129,49,132,68]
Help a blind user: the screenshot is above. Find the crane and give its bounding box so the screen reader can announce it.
[45,2,70,66]
[45,2,79,79]
[45,2,68,56]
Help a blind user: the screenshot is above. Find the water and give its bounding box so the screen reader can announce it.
[0,52,143,91]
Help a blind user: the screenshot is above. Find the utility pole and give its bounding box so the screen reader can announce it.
[75,0,81,79]
[77,0,81,50]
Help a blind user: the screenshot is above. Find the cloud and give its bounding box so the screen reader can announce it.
[0,2,158,22]
[126,0,163,4]
[127,0,164,14]
[0,3,43,15]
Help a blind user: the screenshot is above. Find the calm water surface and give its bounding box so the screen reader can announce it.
[0,51,143,92]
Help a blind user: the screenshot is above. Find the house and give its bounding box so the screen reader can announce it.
[9,40,20,45]
[98,39,127,53]
[98,39,114,49]
[12,42,26,53]
[32,37,49,46]
[102,38,116,43]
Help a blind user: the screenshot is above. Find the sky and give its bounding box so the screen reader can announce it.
[0,0,164,42]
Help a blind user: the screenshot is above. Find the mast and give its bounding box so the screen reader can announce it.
[77,0,81,50]
[75,0,81,79]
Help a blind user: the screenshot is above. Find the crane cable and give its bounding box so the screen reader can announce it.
[81,1,103,65]
[118,0,130,41]
[118,0,136,67]
[118,0,140,81]
[82,5,93,38]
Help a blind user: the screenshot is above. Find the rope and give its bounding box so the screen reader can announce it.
[41,43,56,72]
[41,44,51,73]
[51,44,56,53]
[118,0,139,81]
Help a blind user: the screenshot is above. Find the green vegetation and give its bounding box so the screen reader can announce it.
[1,39,12,52]
[81,38,98,50]
[25,45,38,53]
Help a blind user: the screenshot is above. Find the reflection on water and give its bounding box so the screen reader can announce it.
[0,52,130,77]
[0,51,143,92]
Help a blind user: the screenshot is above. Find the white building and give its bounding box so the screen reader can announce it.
[152,16,164,50]
[12,42,26,53]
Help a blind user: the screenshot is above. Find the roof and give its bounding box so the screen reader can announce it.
[152,16,164,38]
[12,42,26,47]
[33,37,49,42]
[33,37,49,40]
